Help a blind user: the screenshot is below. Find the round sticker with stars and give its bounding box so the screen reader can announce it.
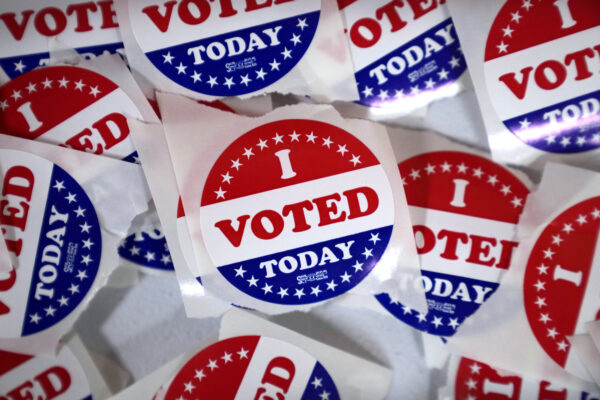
[339,0,466,109]
[483,0,600,154]
[127,0,321,97]
[523,196,600,378]
[0,149,102,338]
[163,335,339,400]
[199,119,395,306]
[375,152,529,337]
[454,357,524,400]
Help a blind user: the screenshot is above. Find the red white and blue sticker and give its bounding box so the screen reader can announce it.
[0,149,102,337]
[0,347,92,400]
[483,0,600,154]
[127,0,320,97]
[339,0,466,108]
[523,196,600,377]
[453,357,599,400]
[376,152,529,337]
[163,336,339,400]
[0,65,172,271]
[199,119,395,306]
[0,0,123,79]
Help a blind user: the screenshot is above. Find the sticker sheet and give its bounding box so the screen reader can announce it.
[158,93,426,314]
[376,128,531,337]
[0,0,124,83]
[336,0,467,121]
[447,162,600,391]
[0,133,150,354]
[447,0,600,171]
[114,0,359,102]
[440,356,600,400]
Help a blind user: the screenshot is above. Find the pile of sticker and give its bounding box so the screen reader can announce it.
[0,0,599,398]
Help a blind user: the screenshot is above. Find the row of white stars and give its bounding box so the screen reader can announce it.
[402,161,524,208]
[127,244,172,264]
[388,297,461,329]
[496,0,535,55]
[518,119,600,148]
[463,361,482,399]
[214,131,363,200]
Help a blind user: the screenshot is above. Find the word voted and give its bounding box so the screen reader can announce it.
[0,366,73,400]
[346,0,447,49]
[0,1,118,41]
[254,356,296,400]
[142,0,295,33]
[214,186,379,247]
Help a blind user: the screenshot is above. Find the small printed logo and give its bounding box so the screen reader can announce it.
[0,150,102,337]
[376,152,529,337]
[340,0,466,108]
[523,196,600,378]
[484,0,600,154]
[199,119,395,306]
[129,0,320,96]
[163,336,339,400]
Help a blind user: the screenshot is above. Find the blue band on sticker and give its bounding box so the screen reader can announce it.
[354,18,466,108]
[0,42,124,79]
[119,228,173,272]
[144,11,320,96]
[375,270,498,337]
[504,89,600,154]
[301,362,340,400]
[215,226,392,305]
[23,164,102,336]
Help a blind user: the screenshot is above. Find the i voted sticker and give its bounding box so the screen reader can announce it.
[199,119,395,306]
[127,0,321,97]
[1,347,92,400]
[0,149,102,337]
[453,357,599,400]
[376,152,529,337]
[340,0,465,108]
[163,336,339,400]
[523,196,600,379]
[0,0,123,79]
[119,226,173,271]
[483,0,600,154]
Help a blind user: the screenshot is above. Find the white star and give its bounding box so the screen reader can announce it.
[76,270,88,280]
[560,136,571,148]
[214,186,227,199]
[290,33,302,46]
[184,381,195,393]
[80,222,91,233]
[537,264,549,275]
[410,85,420,95]
[89,86,101,97]
[14,60,25,73]
[129,246,140,256]
[42,77,53,88]
[221,352,233,363]
[431,316,443,328]
[289,131,301,142]
[26,82,37,93]
[449,56,461,68]
[543,248,554,259]
[176,62,187,74]
[191,71,202,83]
[310,286,322,296]
[534,280,546,291]
[500,184,511,195]
[247,275,258,287]
[74,80,86,91]
[457,163,468,173]
[144,251,155,262]
[469,363,481,374]
[362,247,373,259]
[81,254,93,266]
[547,327,558,338]
[441,162,452,172]
[231,158,242,170]
[472,167,484,178]
[255,68,267,80]
[576,136,586,147]
[11,90,22,101]
[394,89,404,98]
[416,312,427,322]
[466,378,477,390]
[448,318,460,329]
[65,192,77,203]
[402,305,412,314]
[350,154,361,166]
[269,59,281,71]
[592,209,600,219]
[294,288,305,299]
[297,18,308,30]
[378,89,389,101]
[161,254,172,264]
[410,169,421,180]
[511,197,523,207]
[224,76,235,88]
[519,118,531,129]
[222,172,233,184]
[322,136,333,148]
[53,180,65,191]
[311,377,322,389]
[278,287,289,298]
[74,206,86,217]
[319,391,330,400]
[195,369,205,382]
[562,223,574,233]
[551,234,563,245]
[58,296,69,307]
[437,68,449,80]
[237,348,249,359]
[306,132,317,143]
[44,305,56,316]
[352,260,363,272]
[29,313,41,324]
[592,133,600,143]
[340,271,351,283]
[240,74,251,86]
[163,52,174,64]
[273,133,284,144]
[503,25,514,37]
[362,85,373,98]
[557,340,568,351]
[369,233,381,244]
[535,296,546,307]
[242,147,254,159]
[58,77,69,88]
[497,41,508,53]
[207,359,218,371]
[425,164,436,174]
[257,138,269,150]
[545,135,556,145]
[540,313,551,324]
[82,239,93,250]
[261,283,273,294]
[326,280,337,291]
[234,265,246,277]
[487,175,499,185]
[68,283,80,294]
[424,78,435,89]
[511,11,522,23]
[522,0,533,10]
[207,76,218,87]
[0,100,8,111]
[576,214,587,225]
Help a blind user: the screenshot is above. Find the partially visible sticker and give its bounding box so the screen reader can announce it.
[376,151,529,336]
[0,149,102,337]
[162,336,339,400]
[119,226,173,271]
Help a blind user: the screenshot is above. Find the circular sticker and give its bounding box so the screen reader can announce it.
[0,149,102,337]
[128,0,321,97]
[523,196,600,378]
[199,119,395,306]
[484,0,600,154]
[376,152,529,336]
[340,1,466,108]
[163,336,339,400]
[0,347,92,399]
